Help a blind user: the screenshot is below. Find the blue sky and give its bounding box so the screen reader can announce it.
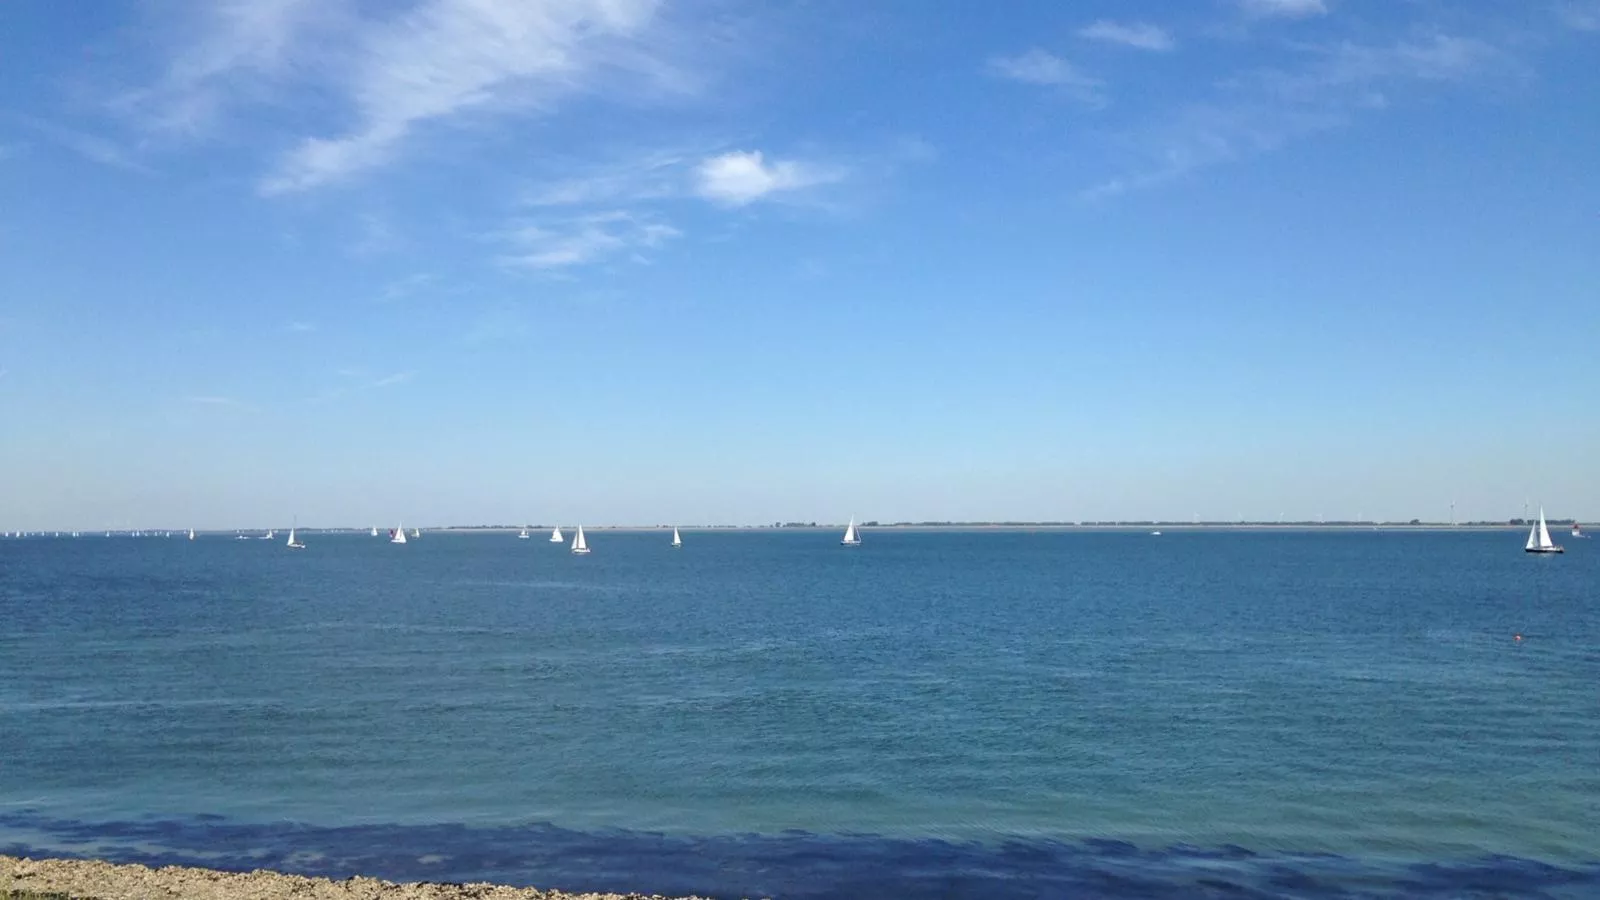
[2,0,1597,529]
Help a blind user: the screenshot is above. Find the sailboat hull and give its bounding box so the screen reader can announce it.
[1524,546,1564,554]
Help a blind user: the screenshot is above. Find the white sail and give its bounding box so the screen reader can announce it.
[841,517,860,545]
[571,524,589,554]
[518,526,530,539]
[550,527,564,542]
[286,528,305,549]
[1526,522,1538,550]
[371,527,379,537]
[188,529,195,541]
[1537,508,1553,550]
[671,526,682,547]
[391,523,407,544]
[412,527,420,538]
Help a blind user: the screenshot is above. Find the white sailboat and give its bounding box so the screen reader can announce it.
[550,526,564,543]
[391,523,408,544]
[260,529,275,540]
[571,524,590,554]
[1573,522,1586,539]
[286,527,305,550]
[1524,508,1563,554]
[412,527,420,539]
[188,528,196,541]
[370,526,379,537]
[518,525,531,539]
[841,517,861,546]
[671,526,682,548]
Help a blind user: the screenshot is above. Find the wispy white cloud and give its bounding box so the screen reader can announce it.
[12,117,152,174]
[987,50,1106,106]
[693,150,845,206]
[501,211,680,269]
[380,273,435,302]
[369,371,412,388]
[349,212,402,257]
[120,0,333,137]
[1085,33,1501,198]
[1077,21,1176,52]
[287,321,316,333]
[459,303,531,346]
[1554,1,1600,31]
[1239,0,1329,19]
[259,0,678,194]
[526,145,847,211]
[308,367,415,403]
[524,150,689,207]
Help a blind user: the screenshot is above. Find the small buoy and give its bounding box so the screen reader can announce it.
[1514,633,1523,642]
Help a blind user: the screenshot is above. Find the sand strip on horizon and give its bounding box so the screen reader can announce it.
[1,855,727,900]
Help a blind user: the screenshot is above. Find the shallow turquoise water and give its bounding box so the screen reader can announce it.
[1,529,1596,896]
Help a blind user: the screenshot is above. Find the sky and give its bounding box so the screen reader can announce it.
[1,0,1598,530]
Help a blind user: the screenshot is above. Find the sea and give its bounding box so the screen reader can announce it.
[1,528,1596,899]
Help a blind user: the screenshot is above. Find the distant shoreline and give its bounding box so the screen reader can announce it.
[0,854,713,900]
[14,523,1566,536]
[397,523,1533,533]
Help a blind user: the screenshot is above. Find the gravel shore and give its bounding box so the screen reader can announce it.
[1,856,717,900]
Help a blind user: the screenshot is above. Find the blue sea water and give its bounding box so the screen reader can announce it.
[1,528,1597,898]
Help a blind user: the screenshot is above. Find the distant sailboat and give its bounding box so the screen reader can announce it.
[286,527,305,550]
[370,526,379,537]
[550,526,564,543]
[412,527,420,539]
[188,528,196,541]
[391,523,408,545]
[671,526,682,548]
[1524,508,1563,554]
[1573,522,1587,539]
[260,529,274,540]
[841,518,861,546]
[1151,530,1162,536]
[518,525,531,539]
[571,524,590,554]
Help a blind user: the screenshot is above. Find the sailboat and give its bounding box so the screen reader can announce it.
[518,525,531,539]
[370,527,379,537]
[286,527,305,550]
[188,528,196,541]
[1573,522,1587,539]
[550,526,564,543]
[391,523,408,545]
[260,529,275,540]
[412,527,420,539]
[841,517,861,546]
[571,524,590,554]
[671,526,682,548]
[1524,508,1563,554]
